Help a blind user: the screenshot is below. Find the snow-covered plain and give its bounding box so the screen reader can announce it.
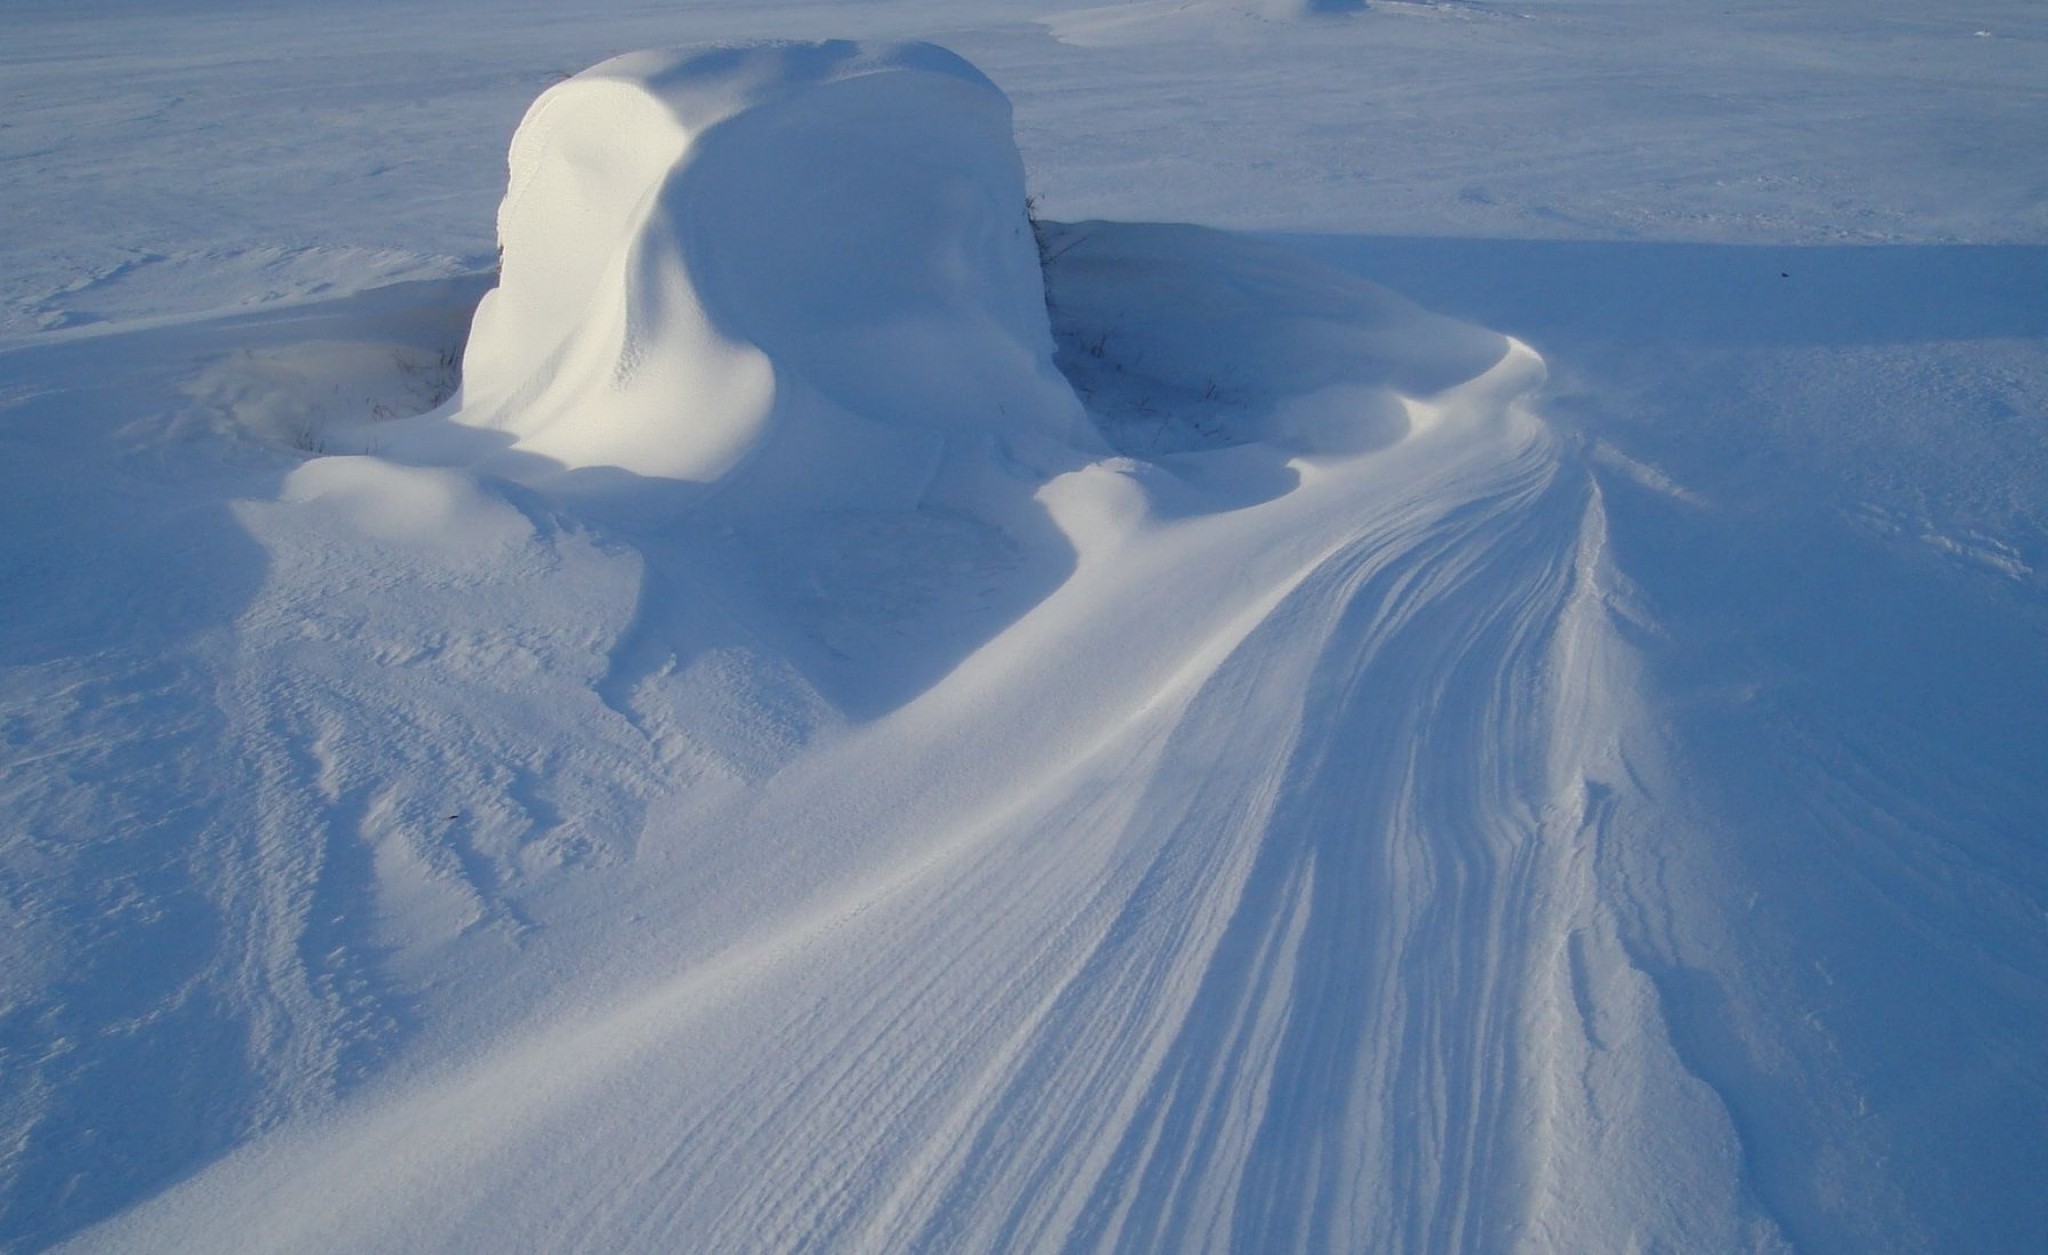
[3,2,2045,1251]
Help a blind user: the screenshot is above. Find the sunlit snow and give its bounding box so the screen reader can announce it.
[2,3,2044,1253]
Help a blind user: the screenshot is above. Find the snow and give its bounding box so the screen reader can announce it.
[424,41,1087,495]
[3,3,2045,1252]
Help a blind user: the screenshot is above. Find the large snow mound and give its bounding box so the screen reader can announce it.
[427,41,1088,506]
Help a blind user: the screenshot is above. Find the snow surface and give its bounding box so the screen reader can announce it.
[3,2,2045,1252]
[420,42,1088,493]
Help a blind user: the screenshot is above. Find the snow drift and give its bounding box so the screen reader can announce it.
[28,38,1663,1253]
[426,40,1089,512]
[12,14,2044,1254]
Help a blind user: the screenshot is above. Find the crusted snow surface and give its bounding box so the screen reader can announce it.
[4,6,2046,1254]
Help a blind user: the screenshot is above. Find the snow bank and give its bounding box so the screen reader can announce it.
[435,41,1088,509]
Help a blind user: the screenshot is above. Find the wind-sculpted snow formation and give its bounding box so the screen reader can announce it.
[6,27,2043,1255]
[404,41,1089,506]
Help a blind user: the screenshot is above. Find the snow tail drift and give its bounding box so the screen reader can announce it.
[41,39,1795,1255]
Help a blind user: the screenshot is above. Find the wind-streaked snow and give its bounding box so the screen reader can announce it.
[3,3,2044,1253]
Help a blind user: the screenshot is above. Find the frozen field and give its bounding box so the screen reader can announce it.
[2,2,2044,1251]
